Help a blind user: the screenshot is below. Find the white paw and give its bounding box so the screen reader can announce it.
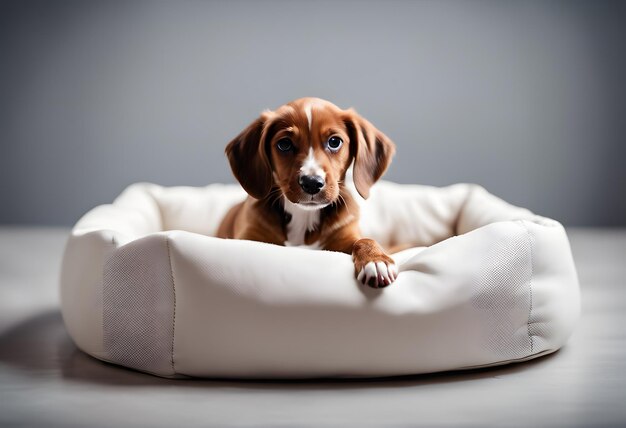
[357,261,398,288]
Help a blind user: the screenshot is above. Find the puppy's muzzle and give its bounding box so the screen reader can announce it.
[299,174,325,195]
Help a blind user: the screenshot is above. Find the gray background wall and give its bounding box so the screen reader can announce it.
[1,0,624,227]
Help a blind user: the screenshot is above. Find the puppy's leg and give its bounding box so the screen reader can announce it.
[352,238,398,288]
[323,227,398,288]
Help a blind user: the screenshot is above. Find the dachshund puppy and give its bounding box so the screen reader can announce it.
[217,97,397,288]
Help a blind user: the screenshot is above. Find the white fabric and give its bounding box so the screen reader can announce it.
[60,181,580,378]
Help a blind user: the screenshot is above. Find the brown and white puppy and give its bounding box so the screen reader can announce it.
[217,97,397,288]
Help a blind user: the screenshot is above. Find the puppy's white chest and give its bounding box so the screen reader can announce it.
[283,200,321,249]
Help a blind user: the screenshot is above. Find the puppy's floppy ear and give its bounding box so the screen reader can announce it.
[225,113,274,200]
[343,109,396,199]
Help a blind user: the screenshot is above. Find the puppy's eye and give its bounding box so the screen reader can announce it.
[277,138,293,152]
[327,136,343,151]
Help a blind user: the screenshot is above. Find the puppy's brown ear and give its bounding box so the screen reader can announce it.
[225,114,273,200]
[343,109,396,199]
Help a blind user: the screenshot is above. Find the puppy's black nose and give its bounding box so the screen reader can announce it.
[299,175,325,195]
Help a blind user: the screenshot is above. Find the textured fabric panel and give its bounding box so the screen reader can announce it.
[472,226,532,359]
[103,234,175,376]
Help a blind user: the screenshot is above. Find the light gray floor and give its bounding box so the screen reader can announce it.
[0,226,625,427]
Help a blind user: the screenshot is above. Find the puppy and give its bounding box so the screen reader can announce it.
[217,97,397,288]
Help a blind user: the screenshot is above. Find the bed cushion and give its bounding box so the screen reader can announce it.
[60,181,580,378]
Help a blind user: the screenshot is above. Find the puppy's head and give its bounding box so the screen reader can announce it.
[225,97,395,208]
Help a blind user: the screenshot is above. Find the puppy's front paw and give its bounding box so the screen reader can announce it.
[356,260,398,288]
[353,238,398,288]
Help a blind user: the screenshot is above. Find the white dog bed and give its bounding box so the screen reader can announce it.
[60,181,580,378]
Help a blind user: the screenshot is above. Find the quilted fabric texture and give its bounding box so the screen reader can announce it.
[60,181,580,378]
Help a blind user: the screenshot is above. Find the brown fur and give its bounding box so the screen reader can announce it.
[217,97,397,288]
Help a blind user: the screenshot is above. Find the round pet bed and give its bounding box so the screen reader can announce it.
[60,181,580,378]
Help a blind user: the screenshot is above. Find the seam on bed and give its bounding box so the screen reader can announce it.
[518,221,535,354]
[454,184,478,235]
[101,233,118,361]
[165,235,177,373]
[144,185,166,232]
